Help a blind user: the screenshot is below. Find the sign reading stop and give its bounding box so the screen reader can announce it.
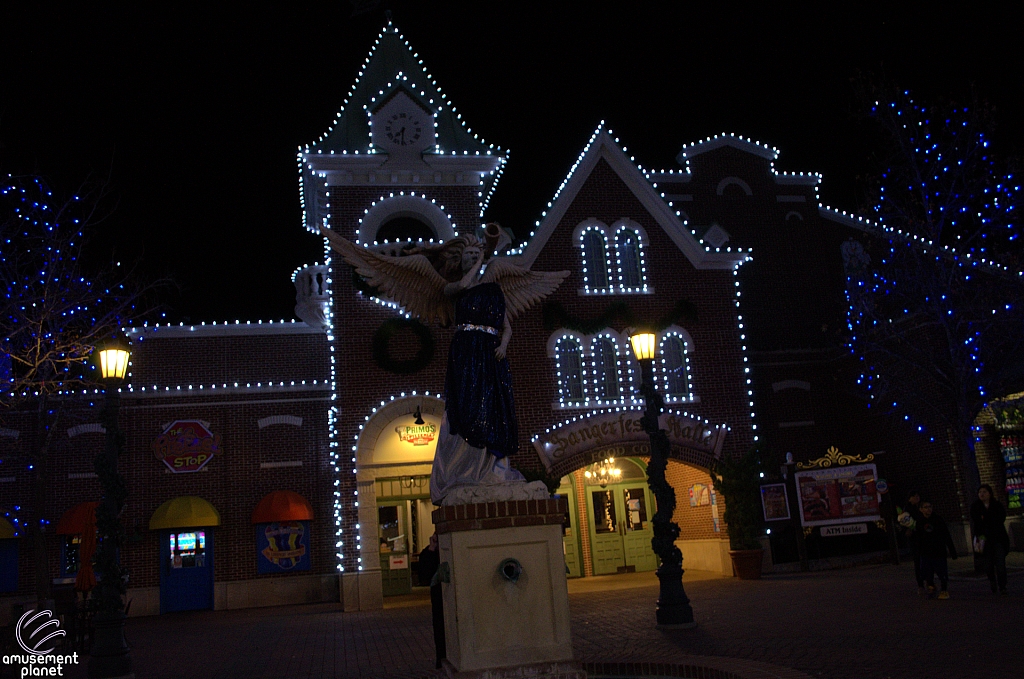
[152,420,220,473]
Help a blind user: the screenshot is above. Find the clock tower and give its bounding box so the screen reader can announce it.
[296,22,507,591]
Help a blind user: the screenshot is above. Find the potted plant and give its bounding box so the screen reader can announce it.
[713,446,767,579]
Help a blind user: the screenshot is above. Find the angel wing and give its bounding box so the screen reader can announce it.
[320,226,454,325]
[479,258,569,319]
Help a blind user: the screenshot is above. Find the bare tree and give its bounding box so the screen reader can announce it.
[845,87,1024,512]
[1,174,162,605]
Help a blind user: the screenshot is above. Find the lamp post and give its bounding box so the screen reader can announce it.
[89,341,132,678]
[629,332,695,628]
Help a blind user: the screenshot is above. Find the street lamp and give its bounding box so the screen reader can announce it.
[628,331,695,628]
[90,339,132,678]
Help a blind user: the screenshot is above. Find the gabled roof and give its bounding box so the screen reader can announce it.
[677,133,779,163]
[516,124,747,270]
[307,22,496,157]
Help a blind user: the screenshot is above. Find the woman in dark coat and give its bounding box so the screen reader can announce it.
[971,484,1009,594]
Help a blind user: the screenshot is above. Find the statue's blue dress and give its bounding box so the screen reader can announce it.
[444,282,518,459]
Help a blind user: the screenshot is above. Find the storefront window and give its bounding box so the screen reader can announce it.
[623,488,648,531]
[592,490,617,534]
[169,531,207,569]
[378,505,407,553]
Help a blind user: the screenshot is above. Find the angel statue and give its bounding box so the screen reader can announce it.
[321,224,569,506]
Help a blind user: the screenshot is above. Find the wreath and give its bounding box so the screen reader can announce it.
[372,318,435,374]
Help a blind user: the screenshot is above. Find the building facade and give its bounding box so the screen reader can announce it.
[2,20,1017,619]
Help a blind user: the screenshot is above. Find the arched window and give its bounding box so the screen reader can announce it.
[590,337,620,402]
[580,229,609,290]
[660,334,690,399]
[555,337,584,403]
[616,228,643,290]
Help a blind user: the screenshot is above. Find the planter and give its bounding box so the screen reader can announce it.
[729,549,764,580]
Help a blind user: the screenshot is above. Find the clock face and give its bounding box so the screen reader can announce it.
[383,111,424,147]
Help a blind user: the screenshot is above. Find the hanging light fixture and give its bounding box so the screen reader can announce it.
[413,406,425,425]
[584,457,622,488]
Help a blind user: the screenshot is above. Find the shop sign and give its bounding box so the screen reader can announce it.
[760,483,791,521]
[532,411,726,471]
[152,420,220,473]
[821,523,868,537]
[395,422,438,446]
[689,483,711,507]
[388,554,408,569]
[794,463,880,527]
[256,521,311,573]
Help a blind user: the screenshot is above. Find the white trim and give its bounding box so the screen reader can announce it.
[68,423,105,438]
[258,415,304,429]
[678,135,778,162]
[260,461,304,469]
[716,176,753,197]
[519,129,743,270]
[772,380,811,392]
[127,321,320,339]
[356,194,456,244]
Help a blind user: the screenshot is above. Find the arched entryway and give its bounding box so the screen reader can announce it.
[354,394,445,602]
[536,408,734,577]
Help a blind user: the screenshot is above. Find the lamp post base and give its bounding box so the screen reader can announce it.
[88,611,133,679]
[655,564,695,628]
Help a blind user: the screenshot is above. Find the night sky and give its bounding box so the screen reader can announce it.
[2,3,1021,324]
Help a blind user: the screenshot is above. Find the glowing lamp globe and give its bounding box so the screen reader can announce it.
[629,332,657,362]
[98,345,130,381]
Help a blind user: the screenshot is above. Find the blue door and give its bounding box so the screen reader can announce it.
[160,529,214,613]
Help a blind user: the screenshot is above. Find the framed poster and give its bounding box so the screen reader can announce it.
[794,463,879,527]
[760,483,790,521]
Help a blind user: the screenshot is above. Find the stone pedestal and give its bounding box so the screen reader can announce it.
[433,499,584,678]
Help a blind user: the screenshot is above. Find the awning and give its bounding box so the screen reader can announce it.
[0,517,15,539]
[149,496,221,530]
[56,501,99,535]
[251,490,314,524]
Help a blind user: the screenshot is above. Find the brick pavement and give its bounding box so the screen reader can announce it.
[33,562,1023,679]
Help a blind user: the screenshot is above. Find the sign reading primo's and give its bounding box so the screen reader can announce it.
[395,422,438,446]
[532,411,727,471]
[152,420,220,473]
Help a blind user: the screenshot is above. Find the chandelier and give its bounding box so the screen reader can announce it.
[584,457,622,487]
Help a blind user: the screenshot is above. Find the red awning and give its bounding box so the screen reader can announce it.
[56,501,99,535]
[251,491,314,524]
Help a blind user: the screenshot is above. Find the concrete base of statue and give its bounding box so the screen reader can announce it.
[440,480,551,506]
[433,499,584,678]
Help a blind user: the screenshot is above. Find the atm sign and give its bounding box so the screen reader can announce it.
[152,420,220,473]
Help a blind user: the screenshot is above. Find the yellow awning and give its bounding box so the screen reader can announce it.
[149,496,221,530]
[0,517,15,539]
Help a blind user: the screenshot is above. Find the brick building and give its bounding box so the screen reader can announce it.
[1,20,1016,619]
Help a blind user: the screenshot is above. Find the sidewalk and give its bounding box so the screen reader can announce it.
[48,562,1022,679]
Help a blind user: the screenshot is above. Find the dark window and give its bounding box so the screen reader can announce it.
[617,229,642,288]
[662,336,689,397]
[558,338,584,402]
[591,338,620,400]
[581,230,608,288]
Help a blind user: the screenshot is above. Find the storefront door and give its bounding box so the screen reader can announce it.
[585,459,657,575]
[160,529,214,613]
[378,502,411,596]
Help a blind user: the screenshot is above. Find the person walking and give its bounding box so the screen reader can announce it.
[898,490,925,594]
[417,532,446,668]
[971,484,1009,595]
[914,501,958,599]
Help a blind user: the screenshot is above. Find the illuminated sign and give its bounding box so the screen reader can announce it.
[151,420,220,473]
[395,422,438,446]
